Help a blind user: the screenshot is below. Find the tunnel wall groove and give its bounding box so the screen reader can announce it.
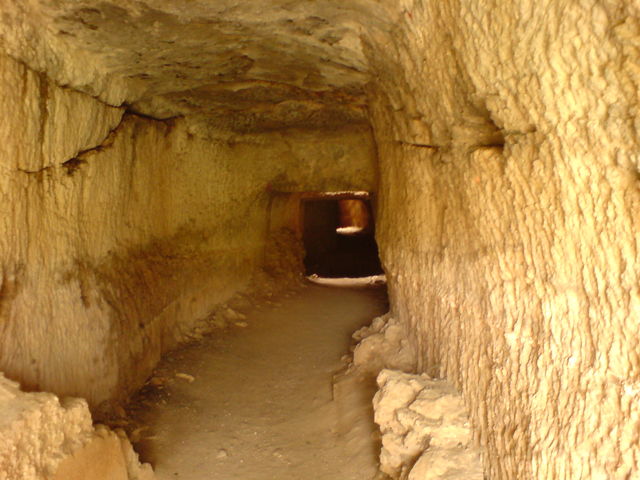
[364,1,640,479]
[0,52,377,409]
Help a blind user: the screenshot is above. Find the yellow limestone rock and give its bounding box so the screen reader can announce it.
[0,374,154,480]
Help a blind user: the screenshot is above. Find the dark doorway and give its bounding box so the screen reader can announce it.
[302,196,383,278]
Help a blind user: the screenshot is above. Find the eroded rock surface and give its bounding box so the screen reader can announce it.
[0,1,638,478]
[366,2,640,479]
[0,0,394,131]
[0,374,153,480]
[352,314,417,376]
[373,369,483,480]
[0,50,377,409]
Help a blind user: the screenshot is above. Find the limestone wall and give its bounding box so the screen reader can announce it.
[0,373,154,480]
[364,1,640,478]
[0,53,377,409]
[1,0,637,477]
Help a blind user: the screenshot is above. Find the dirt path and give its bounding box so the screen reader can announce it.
[130,281,388,480]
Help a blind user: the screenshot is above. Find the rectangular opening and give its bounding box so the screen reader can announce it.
[301,193,383,278]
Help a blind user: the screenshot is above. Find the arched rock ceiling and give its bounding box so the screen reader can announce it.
[0,0,396,131]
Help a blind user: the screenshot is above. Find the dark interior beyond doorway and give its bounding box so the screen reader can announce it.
[302,196,384,278]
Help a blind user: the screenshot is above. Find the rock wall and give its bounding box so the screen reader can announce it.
[1,1,638,477]
[365,1,640,479]
[0,53,377,410]
[0,373,154,480]
[373,369,483,480]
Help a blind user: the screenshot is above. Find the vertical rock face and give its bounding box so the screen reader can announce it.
[366,2,640,479]
[0,51,377,409]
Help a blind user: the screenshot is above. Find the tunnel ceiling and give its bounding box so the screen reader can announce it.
[0,0,393,131]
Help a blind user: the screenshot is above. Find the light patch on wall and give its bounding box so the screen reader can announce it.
[336,199,371,235]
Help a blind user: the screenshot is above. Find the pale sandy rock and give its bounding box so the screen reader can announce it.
[0,374,154,480]
[407,446,484,480]
[216,449,229,459]
[174,373,195,383]
[365,2,640,478]
[373,370,482,479]
[0,51,377,410]
[0,1,391,130]
[117,429,156,480]
[0,0,638,478]
[0,374,92,480]
[352,315,417,375]
[50,431,129,480]
[223,307,245,321]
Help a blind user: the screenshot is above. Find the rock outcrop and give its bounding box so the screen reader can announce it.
[0,374,154,480]
[373,369,483,480]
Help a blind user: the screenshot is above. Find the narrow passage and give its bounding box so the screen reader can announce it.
[130,281,388,480]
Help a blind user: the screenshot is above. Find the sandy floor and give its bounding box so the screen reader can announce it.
[128,280,389,480]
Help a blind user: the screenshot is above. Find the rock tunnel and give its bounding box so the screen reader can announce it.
[1,1,639,479]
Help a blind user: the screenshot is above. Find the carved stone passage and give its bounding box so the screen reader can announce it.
[0,1,638,479]
[373,369,484,480]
